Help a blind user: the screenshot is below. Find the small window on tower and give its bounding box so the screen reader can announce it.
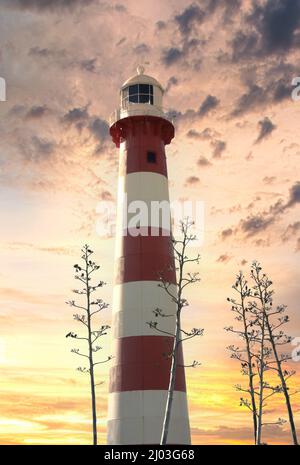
[147,151,156,164]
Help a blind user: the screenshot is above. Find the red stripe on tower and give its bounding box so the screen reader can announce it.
[107,66,191,445]
[109,336,186,392]
[115,230,176,284]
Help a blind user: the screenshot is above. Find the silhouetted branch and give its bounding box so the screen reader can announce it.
[66,245,111,446]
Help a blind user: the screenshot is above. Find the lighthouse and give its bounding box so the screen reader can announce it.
[107,67,191,445]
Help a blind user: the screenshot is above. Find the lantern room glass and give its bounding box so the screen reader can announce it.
[122,84,154,105]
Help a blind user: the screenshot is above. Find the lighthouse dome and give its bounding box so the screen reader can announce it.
[110,67,172,127]
[121,66,164,93]
[120,67,164,115]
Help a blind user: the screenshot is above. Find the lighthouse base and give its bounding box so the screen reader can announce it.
[107,390,191,445]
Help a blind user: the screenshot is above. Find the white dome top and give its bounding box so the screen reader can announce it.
[121,66,164,92]
[109,66,173,128]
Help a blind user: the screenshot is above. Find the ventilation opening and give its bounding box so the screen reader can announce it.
[147,151,157,163]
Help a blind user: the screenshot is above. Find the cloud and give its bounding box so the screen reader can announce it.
[255,117,276,143]
[186,128,219,140]
[239,214,275,237]
[205,0,242,19]
[199,95,220,116]
[282,222,300,242]
[248,0,300,54]
[231,62,297,117]
[191,423,292,443]
[0,288,49,305]
[161,47,184,66]
[32,136,56,156]
[197,156,212,167]
[263,176,277,185]
[133,43,150,55]
[0,377,108,444]
[8,105,50,121]
[18,136,56,162]
[211,139,226,158]
[6,242,76,255]
[116,37,126,46]
[87,117,110,155]
[160,3,215,68]
[230,0,300,62]
[29,46,67,60]
[100,190,113,200]
[185,176,200,186]
[173,0,241,38]
[231,84,265,117]
[234,181,300,238]
[187,127,225,159]
[175,3,206,35]
[216,254,231,263]
[273,80,293,101]
[231,31,259,62]
[88,117,109,142]
[63,106,89,126]
[221,228,233,240]
[156,20,166,30]
[62,106,109,150]
[1,0,96,12]
[228,54,298,118]
[286,181,300,208]
[29,46,99,74]
[165,76,178,93]
[80,57,97,73]
[171,95,220,123]
[114,3,126,13]
[25,106,49,119]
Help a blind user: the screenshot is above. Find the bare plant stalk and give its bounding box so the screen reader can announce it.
[148,219,203,445]
[255,312,266,445]
[227,266,287,445]
[160,315,181,445]
[251,262,299,446]
[66,245,111,445]
[85,254,97,446]
[225,272,258,442]
[269,335,299,445]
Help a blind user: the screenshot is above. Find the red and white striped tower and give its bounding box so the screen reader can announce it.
[107,67,191,445]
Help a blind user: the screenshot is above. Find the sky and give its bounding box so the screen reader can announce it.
[0,0,300,445]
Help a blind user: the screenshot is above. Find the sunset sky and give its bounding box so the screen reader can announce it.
[0,0,300,445]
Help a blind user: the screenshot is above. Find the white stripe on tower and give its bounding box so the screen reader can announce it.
[112,281,177,339]
[115,172,171,248]
[108,391,190,445]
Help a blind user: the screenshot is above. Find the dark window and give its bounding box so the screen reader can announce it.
[129,84,139,96]
[139,84,150,94]
[147,151,156,163]
[129,94,139,103]
[122,84,154,105]
[139,94,152,104]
